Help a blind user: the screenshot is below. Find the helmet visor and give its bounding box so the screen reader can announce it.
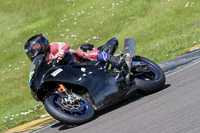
[26,48,39,61]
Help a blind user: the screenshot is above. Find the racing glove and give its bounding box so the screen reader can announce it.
[47,51,65,65]
[55,51,65,61]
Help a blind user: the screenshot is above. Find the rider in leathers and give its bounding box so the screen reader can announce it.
[24,34,120,66]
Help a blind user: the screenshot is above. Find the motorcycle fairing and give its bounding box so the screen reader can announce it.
[43,64,123,106]
[30,54,127,106]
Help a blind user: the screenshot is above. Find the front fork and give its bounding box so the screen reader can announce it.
[56,83,81,104]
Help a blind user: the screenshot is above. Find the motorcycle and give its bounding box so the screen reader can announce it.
[28,38,165,125]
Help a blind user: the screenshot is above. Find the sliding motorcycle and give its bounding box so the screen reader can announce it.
[28,38,165,124]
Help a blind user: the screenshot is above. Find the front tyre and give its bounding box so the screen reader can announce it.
[132,56,166,94]
[44,93,95,125]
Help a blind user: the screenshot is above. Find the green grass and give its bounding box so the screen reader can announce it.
[0,0,199,132]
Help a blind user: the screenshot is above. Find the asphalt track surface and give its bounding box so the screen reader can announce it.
[34,59,200,133]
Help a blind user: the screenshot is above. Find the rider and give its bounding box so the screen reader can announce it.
[24,34,120,66]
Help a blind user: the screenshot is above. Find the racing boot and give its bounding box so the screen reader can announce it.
[97,51,120,67]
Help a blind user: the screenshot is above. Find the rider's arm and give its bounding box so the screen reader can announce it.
[48,42,70,64]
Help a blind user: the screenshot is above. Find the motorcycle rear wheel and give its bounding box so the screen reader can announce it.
[44,92,95,125]
[132,56,166,94]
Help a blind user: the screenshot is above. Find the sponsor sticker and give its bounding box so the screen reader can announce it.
[58,87,64,92]
[51,68,63,77]
[29,70,34,85]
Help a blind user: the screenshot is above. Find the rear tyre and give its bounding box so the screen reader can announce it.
[44,92,95,125]
[132,56,166,94]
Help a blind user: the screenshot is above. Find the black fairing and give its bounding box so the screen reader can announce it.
[98,37,119,55]
[30,54,128,108]
[44,64,123,105]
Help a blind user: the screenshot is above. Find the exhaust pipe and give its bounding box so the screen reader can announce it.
[124,38,135,83]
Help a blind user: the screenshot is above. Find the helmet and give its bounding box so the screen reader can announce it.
[24,34,49,61]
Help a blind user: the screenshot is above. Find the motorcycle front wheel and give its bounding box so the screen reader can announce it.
[131,56,166,94]
[44,92,95,125]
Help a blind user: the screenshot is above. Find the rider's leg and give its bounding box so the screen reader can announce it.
[97,51,120,67]
[76,44,120,66]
